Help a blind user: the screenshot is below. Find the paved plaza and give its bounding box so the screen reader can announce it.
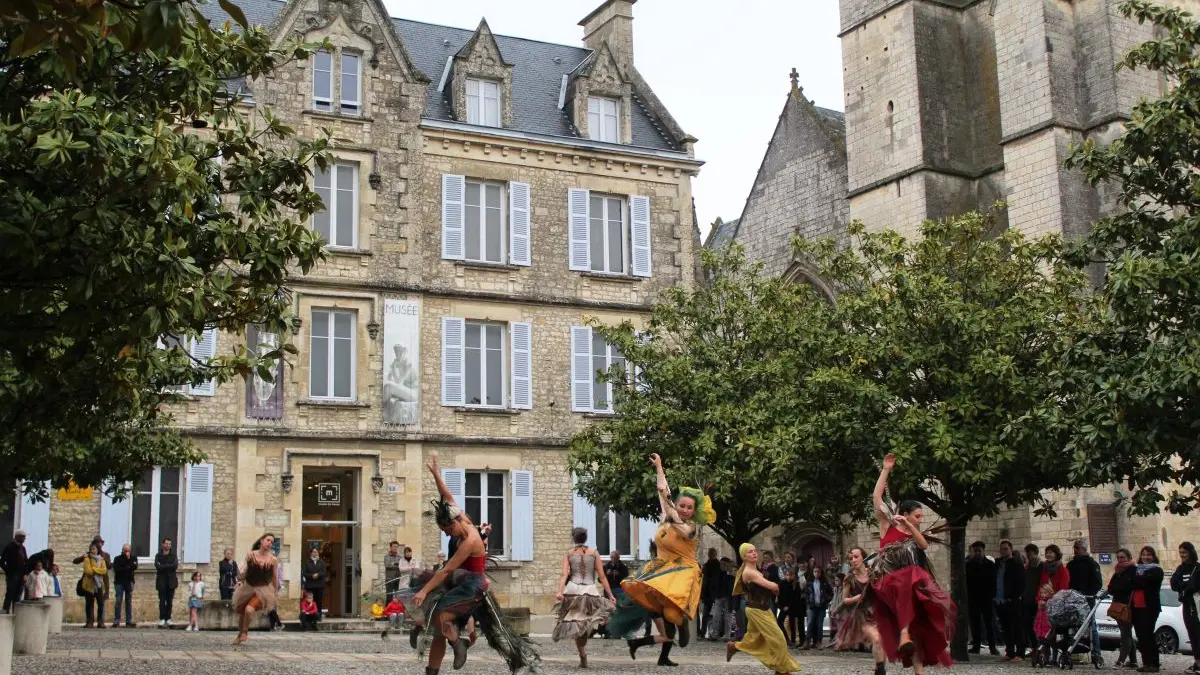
[16,627,1198,675]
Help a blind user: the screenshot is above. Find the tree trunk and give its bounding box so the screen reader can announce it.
[948,522,971,662]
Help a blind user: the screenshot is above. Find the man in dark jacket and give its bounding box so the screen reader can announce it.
[995,540,1026,660]
[1067,539,1104,659]
[700,548,722,638]
[1021,543,1044,659]
[301,545,327,612]
[966,540,999,654]
[154,538,178,627]
[1,529,28,611]
[111,544,137,627]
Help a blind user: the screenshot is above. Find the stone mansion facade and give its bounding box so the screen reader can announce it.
[8,0,701,620]
[709,0,1200,573]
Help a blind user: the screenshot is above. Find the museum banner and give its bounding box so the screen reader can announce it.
[383,299,420,425]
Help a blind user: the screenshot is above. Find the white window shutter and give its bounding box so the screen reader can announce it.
[18,483,50,554]
[182,463,214,563]
[571,476,597,549]
[439,468,466,556]
[570,326,593,412]
[568,188,590,271]
[509,181,531,266]
[637,518,659,560]
[509,322,532,410]
[442,174,466,260]
[510,470,534,561]
[99,482,133,553]
[441,317,466,406]
[630,195,652,278]
[189,328,218,396]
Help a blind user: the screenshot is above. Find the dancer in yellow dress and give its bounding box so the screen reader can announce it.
[610,452,715,667]
[726,543,802,675]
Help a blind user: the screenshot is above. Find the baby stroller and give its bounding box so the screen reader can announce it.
[1034,590,1104,669]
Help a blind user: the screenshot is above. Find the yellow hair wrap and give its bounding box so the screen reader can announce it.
[733,542,754,597]
[678,487,717,526]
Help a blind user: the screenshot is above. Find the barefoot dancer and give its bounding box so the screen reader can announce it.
[610,453,715,667]
[410,455,537,674]
[725,543,801,675]
[232,533,280,645]
[870,454,956,672]
[552,527,616,668]
[835,547,886,675]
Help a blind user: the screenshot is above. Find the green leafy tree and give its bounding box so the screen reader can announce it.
[1058,0,1200,515]
[0,0,331,495]
[795,213,1103,660]
[568,246,875,553]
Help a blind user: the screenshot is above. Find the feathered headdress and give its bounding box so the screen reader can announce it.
[678,486,716,526]
[426,498,462,529]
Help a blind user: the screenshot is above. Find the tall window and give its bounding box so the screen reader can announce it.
[465,181,504,263]
[313,50,333,112]
[587,96,620,143]
[313,163,358,248]
[310,309,356,400]
[595,510,634,557]
[465,322,504,407]
[592,329,625,412]
[589,194,626,274]
[466,78,501,127]
[341,53,361,115]
[465,471,505,556]
[158,329,217,396]
[131,467,181,559]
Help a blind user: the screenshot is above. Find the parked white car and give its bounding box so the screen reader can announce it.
[1096,587,1192,655]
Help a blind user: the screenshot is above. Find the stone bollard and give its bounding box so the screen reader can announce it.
[43,596,63,635]
[0,613,13,675]
[12,601,50,655]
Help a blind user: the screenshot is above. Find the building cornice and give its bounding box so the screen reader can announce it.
[180,425,571,448]
[420,118,703,171]
[839,0,990,37]
[847,162,1004,200]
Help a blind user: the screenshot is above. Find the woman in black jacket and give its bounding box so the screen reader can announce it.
[776,567,803,646]
[1171,542,1200,674]
[1131,546,1165,673]
[1107,549,1138,668]
[804,565,834,649]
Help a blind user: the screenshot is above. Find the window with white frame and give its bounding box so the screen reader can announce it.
[313,163,358,249]
[313,50,333,112]
[341,53,361,114]
[466,78,501,127]
[465,321,505,407]
[591,330,625,412]
[465,471,506,556]
[131,467,181,560]
[310,309,356,400]
[571,326,626,413]
[587,96,620,143]
[465,180,505,263]
[159,329,217,396]
[589,194,626,274]
[594,510,635,557]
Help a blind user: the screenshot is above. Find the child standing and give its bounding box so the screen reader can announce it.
[187,571,204,631]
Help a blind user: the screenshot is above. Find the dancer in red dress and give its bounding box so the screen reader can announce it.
[870,454,956,673]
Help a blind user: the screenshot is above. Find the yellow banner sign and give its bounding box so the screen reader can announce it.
[56,482,93,501]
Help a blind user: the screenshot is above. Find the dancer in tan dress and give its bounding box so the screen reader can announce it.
[552,527,616,668]
[232,532,280,645]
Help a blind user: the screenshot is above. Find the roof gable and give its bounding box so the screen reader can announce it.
[454,18,512,67]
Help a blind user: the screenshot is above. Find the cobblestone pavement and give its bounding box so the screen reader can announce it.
[16,627,1198,675]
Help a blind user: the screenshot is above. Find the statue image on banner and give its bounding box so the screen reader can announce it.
[383,299,420,425]
[246,325,283,419]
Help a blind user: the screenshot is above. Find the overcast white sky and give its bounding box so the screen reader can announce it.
[381,0,845,241]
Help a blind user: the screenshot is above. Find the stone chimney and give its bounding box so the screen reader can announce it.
[579,0,635,73]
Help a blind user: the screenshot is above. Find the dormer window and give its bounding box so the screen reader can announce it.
[587,96,620,143]
[466,78,501,127]
[312,49,362,116]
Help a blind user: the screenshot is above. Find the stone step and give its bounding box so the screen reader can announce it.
[282,618,388,632]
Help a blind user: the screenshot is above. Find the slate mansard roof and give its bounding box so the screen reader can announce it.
[199,0,682,152]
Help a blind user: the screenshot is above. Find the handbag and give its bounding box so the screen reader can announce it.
[75,577,86,597]
[1107,600,1132,625]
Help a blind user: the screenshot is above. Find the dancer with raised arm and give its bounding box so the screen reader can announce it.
[836,547,886,675]
[232,533,280,645]
[552,527,617,668]
[409,454,537,674]
[725,543,801,675]
[609,453,715,667]
[870,454,956,673]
